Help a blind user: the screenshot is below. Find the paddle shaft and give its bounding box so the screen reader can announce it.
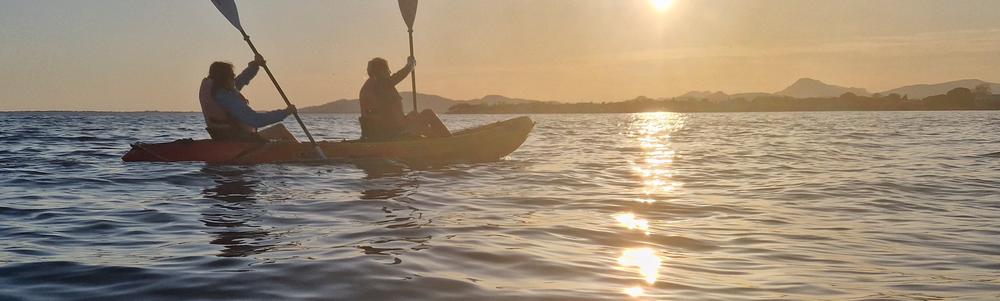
[239,32,323,152]
[407,29,417,113]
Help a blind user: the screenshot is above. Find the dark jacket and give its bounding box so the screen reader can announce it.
[358,64,413,140]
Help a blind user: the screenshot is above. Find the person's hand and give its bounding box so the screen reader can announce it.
[286,104,297,114]
[406,56,416,68]
[252,54,266,66]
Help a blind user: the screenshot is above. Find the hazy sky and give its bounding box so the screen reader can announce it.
[3,0,1000,111]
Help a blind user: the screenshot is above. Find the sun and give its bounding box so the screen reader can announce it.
[649,0,673,12]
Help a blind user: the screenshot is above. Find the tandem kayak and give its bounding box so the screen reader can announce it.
[122,116,534,164]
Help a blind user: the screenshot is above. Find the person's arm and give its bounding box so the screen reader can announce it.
[234,62,260,91]
[389,57,416,85]
[215,92,291,128]
[235,55,266,91]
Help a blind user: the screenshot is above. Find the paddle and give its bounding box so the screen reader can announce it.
[210,0,327,160]
[398,0,419,113]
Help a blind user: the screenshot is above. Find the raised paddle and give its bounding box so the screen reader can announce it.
[398,0,419,113]
[209,0,327,160]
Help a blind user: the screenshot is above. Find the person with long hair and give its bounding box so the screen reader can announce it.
[199,54,297,142]
[358,56,450,141]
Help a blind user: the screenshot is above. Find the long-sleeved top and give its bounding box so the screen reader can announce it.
[213,62,290,128]
[358,63,413,138]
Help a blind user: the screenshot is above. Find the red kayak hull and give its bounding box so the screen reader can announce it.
[122,116,534,164]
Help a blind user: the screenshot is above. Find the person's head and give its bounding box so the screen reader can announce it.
[208,61,236,92]
[367,57,390,79]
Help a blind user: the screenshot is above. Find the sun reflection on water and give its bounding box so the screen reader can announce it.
[618,248,662,285]
[614,213,650,234]
[614,113,683,297]
[629,112,686,202]
[624,286,645,297]
[635,198,656,204]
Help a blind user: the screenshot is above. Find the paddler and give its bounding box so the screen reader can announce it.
[358,56,450,141]
[199,54,298,142]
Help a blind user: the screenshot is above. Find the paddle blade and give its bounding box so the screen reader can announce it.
[398,0,418,29]
[210,0,244,32]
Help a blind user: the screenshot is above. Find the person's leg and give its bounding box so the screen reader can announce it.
[258,123,299,142]
[208,126,267,142]
[401,111,427,137]
[399,110,449,138]
[418,109,450,137]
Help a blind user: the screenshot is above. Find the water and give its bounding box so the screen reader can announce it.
[1,111,998,300]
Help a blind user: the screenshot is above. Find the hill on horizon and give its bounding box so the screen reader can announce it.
[879,79,1000,99]
[301,77,1000,114]
[676,77,871,100]
[676,91,774,102]
[676,77,1000,101]
[775,78,870,98]
[299,93,541,114]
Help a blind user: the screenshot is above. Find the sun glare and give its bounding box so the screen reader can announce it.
[614,213,651,234]
[618,248,662,284]
[649,0,673,12]
[624,286,645,297]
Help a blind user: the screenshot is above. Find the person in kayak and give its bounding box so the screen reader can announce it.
[359,56,450,141]
[199,54,298,142]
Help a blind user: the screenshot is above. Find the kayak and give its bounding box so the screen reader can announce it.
[122,116,534,164]
[123,116,533,164]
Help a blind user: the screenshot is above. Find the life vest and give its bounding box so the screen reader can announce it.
[199,78,256,139]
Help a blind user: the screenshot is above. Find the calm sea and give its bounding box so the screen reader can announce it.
[1,111,998,300]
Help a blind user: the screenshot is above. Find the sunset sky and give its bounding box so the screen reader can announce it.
[3,0,1000,111]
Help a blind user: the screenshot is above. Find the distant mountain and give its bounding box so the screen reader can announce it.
[880,79,1000,99]
[298,92,457,113]
[677,91,729,101]
[300,77,1000,114]
[677,91,772,102]
[299,93,542,113]
[732,92,775,100]
[776,78,869,98]
[468,94,539,105]
[676,77,1000,101]
[297,98,361,113]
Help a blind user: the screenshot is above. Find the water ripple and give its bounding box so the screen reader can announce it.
[1,112,998,300]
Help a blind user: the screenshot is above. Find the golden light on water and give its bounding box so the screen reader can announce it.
[635,198,656,204]
[614,213,650,234]
[644,157,673,165]
[649,0,674,12]
[631,112,686,201]
[618,248,662,284]
[624,286,645,297]
[618,113,681,295]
